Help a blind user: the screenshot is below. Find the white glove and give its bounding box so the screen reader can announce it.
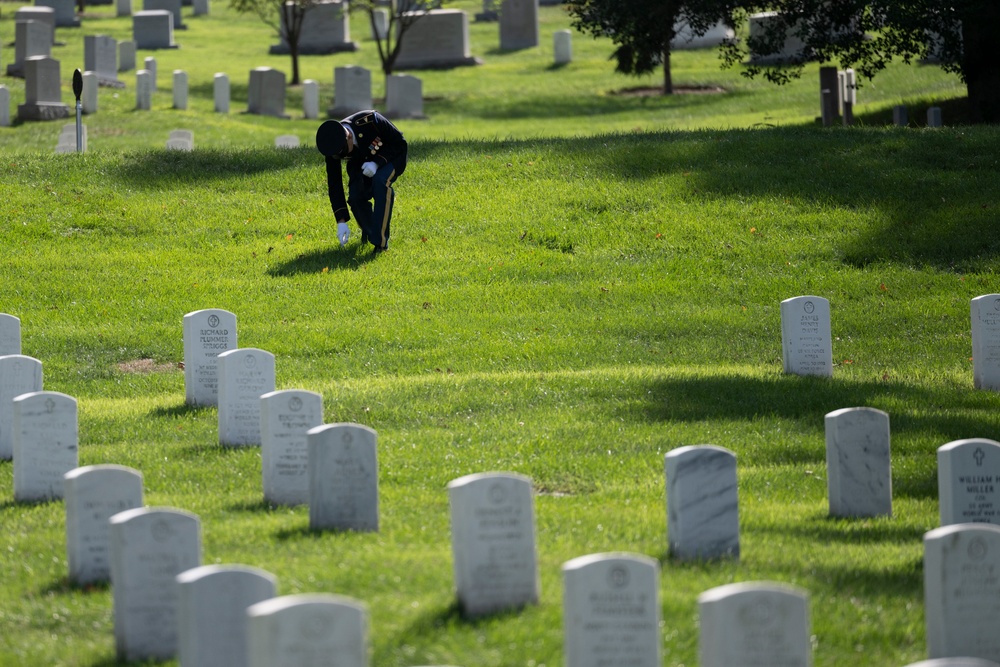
[362,161,377,178]
[337,221,350,246]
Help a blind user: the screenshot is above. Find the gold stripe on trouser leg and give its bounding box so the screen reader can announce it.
[379,169,395,247]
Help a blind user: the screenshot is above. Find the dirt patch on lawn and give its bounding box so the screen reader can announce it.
[116,358,181,374]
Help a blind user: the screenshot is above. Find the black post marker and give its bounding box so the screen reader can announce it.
[72,69,83,153]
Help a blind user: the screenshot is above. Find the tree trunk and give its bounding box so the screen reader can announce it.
[961,5,1000,123]
[663,49,673,95]
[290,47,300,86]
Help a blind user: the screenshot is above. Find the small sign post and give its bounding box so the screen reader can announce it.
[72,69,83,152]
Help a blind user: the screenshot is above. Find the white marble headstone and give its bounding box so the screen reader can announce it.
[118,40,136,71]
[0,86,9,127]
[214,72,230,113]
[275,134,300,148]
[12,391,78,502]
[924,523,1000,662]
[665,445,739,560]
[172,70,188,110]
[261,389,324,506]
[698,581,812,667]
[217,348,276,447]
[553,29,572,65]
[167,128,193,150]
[64,464,144,585]
[136,69,152,110]
[780,295,833,377]
[0,354,43,460]
[972,295,1000,391]
[307,423,379,531]
[302,78,318,119]
[562,553,661,667]
[937,439,1000,526]
[825,407,892,518]
[246,594,369,667]
[110,507,202,662]
[447,471,539,617]
[182,308,237,406]
[0,314,22,355]
[176,564,277,667]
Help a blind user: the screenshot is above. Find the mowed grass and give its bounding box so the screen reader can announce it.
[1,1,1000,666]
[2,124,1000,666]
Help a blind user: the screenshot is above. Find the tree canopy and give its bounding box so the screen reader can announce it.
[720,0,1000,122]
[569,0,1000,122]
[566,0,737,94]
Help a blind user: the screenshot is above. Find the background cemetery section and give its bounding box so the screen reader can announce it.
[0,0,968,150]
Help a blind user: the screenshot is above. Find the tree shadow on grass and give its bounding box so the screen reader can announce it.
[103,147,308,189]
[267,243,381,276]
[39,576,110,596]
[148,403,213,419]
[615,372,1000,453]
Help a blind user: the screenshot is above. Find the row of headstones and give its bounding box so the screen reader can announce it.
[780,294,1000,390]
[47,459,1000,666]
[6,306,1000,663]
[819,67,948,128]
[2,55,423,125]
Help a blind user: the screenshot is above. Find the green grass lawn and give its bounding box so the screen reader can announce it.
[2,2,1000,667]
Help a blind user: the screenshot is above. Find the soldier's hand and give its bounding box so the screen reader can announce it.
[362,161,377,178]
[337,221,350,246]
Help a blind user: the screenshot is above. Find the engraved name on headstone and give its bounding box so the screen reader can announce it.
[780,295,833,377]
[183,309,237,406]
[217,348,276,447]
[562,553,661,667]
[261,389,324,506]
[937,439,1000,527]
